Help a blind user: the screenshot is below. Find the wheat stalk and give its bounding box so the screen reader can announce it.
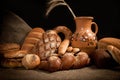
[45,0,76,18]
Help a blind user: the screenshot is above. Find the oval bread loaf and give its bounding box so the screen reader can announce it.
[98,37,120,50]
[107,45,120,64]
[0,43,20,54]
[21,27,45,54]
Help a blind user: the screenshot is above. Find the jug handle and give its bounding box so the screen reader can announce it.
[91,22,98,34]
[53,26,73,56]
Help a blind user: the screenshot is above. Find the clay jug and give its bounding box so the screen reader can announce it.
[71,16,98,55]
[45,1,98,55]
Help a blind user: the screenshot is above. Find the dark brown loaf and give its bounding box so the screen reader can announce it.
[91,49,118,68]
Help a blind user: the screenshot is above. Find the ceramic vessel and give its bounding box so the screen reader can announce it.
[71,16,98,55]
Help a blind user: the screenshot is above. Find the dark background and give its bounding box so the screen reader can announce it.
[0,0,120,39]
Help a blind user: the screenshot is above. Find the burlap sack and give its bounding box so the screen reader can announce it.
[0,11,32,45]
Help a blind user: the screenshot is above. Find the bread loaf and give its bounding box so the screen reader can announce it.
[0,43,20,54]
[37,30,61,60]
[98,37,120,50]
[21,27,45,54]
[91,48,117,68]
[1,58,22,68]
[4,50,27,58]
[107,45,120,64]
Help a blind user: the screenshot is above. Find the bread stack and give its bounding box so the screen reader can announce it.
[0,43,26,68]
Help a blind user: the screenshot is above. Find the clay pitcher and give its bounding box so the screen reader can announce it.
[71,16,98,55]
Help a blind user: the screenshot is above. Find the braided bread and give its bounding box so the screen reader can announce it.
[54,26,72,56]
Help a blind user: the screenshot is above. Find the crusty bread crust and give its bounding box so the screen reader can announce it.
[98,37,120,50]
[0,43,20,54]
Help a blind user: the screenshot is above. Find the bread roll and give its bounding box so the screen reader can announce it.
[22,54,40,69]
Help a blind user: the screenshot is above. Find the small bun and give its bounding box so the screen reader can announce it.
[48,56,62,72]
[61,52,75,70]
[22,54,40,69]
